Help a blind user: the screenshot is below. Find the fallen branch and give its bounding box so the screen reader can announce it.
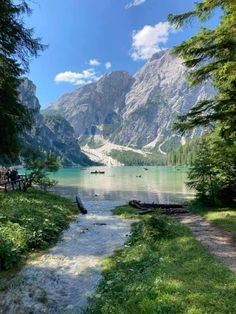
[129,200,188,215]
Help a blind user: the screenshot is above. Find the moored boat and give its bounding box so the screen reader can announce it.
[90,170,105,174]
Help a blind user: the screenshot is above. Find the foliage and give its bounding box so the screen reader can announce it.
[22,146,62,190]
[168,1,236,140]
[186,130,236,204]
[0,189,77,270]
[159,136,182,154]
[110,150,165,166]
[166,137,202,166]
[112,205,139,218]
[0,0,45,161]
[88,209,236,314]
[187,138,219,201]
[0,222,28,270]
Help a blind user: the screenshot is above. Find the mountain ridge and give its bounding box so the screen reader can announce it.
[43,50,215,164]
[19,78,95,166]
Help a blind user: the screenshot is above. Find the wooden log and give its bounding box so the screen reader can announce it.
[129,199,188,215]
[75,195,87,214]
[138,208,188,215]
[161,208,189,215]
[129,200,150,211]
[129,200,184,210]
[138,208,189,215]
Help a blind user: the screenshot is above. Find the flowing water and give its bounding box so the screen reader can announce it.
[0,201,131,313]
[2,166,193,313]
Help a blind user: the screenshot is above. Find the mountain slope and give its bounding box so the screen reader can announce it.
[19,79,94,166]
[45,71,134,137]
[111,50,214,148]
[44,50,215,162]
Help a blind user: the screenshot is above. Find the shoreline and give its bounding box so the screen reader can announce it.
[0,196,132,313]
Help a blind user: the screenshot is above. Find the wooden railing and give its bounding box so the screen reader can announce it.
[0,175,29,192]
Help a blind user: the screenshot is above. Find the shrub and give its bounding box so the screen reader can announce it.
[130,215,180,245]
[0,189,77,270]
[0,222,28,270]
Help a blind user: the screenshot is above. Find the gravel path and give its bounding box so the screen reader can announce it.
[0,201,132,314]
[174,213,236,273]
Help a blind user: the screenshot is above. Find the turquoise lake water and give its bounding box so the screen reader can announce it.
[39,166,194,204]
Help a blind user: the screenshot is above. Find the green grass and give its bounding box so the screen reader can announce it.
[0,188,78,271]
[112,205,140,218]
[188,201,236,241]
[88,206,236,314]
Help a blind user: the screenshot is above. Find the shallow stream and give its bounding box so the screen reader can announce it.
[1,166,193,313]
[0,201,131,313]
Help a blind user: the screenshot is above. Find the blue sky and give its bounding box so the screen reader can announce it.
[25,0,220,108]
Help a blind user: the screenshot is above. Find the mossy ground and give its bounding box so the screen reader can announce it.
[88,205,236,314]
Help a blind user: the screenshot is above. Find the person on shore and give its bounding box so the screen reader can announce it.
[10,168,18,190]
[5,169,11,183]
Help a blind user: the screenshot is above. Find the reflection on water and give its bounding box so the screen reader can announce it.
[50,166,194,204]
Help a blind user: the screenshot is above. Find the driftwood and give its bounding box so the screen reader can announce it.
[75,195,87,214]
[129,200,188,215]
[129,200,184,209]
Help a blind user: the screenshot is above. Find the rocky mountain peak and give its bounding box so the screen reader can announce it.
[149,49,168,62]
[19,78,41,112]
[19,79,94,166]
[44,49,215,156]
[99,70,132,81]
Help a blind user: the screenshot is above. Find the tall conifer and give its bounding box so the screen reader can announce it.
[168,0,236,140]
[0,1,45,161]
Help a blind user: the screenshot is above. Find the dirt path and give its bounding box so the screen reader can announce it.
[0,201,132,314]
[174,213,236,274]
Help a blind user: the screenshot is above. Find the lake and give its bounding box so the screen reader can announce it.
[46,166,194,204]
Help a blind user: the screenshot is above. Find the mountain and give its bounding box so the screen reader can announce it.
[44,71,134,137]
[19,79,94,166]
[111,50,214,149]
[44,50,215,164]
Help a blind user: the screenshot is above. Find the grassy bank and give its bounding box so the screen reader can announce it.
[188,201,236,242]
[88,205,236,314]
[0,189,77,271]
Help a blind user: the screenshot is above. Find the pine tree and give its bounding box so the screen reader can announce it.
[168,1,236,140]
[187,138,219,202]
[0,1,45,161]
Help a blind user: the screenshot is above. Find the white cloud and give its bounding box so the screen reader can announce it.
[54,68,99,85]
[105,62,112,69]
[126,0,146,9]
[131,21,175,60]
[89,59,101,66]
